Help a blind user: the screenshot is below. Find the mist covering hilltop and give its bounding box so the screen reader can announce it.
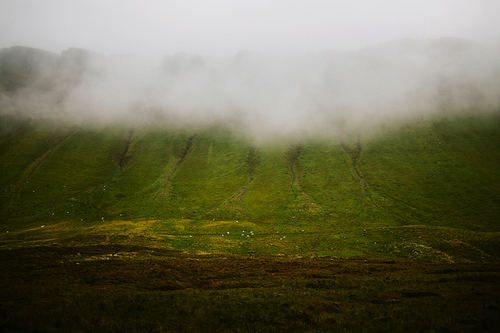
[1,38,500,139]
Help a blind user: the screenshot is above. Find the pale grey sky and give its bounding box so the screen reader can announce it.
[1,0,499,57]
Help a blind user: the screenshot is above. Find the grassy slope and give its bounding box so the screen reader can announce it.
[1,112,500,333]
[361,114,500,231]
[171,126,249,217]
[0,112,499,262]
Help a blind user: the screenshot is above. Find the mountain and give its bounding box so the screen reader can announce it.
[1,43,500,333]
[1,43,499,262]
[0,46,102,92]
[0,46,59,93]
[0,111,499,262]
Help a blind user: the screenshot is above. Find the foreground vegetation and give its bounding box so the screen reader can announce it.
[1,246,499,332]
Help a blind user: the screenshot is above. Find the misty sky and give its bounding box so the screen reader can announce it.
[2,0,500,57]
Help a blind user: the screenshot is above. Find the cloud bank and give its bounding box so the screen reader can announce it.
[1,38,500,139]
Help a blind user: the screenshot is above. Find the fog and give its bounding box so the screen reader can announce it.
[1,1,500,139]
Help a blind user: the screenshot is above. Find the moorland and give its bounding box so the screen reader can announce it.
[1,44,499,332]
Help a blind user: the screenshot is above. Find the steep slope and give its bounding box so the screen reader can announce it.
[0,112,499,234]
[360,114,500,231]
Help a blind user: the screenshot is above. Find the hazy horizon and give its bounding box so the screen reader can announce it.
[2,1,500,58]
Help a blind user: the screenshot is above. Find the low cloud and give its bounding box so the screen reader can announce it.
[1,38,500,139]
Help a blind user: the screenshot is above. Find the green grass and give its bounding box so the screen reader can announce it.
[1,111,500,260]
[361,114,500,231]
[172,126,249,216]
[244,143,295,218]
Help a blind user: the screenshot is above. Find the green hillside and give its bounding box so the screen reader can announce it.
[3,43,500,333]
[1,111,499,262]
